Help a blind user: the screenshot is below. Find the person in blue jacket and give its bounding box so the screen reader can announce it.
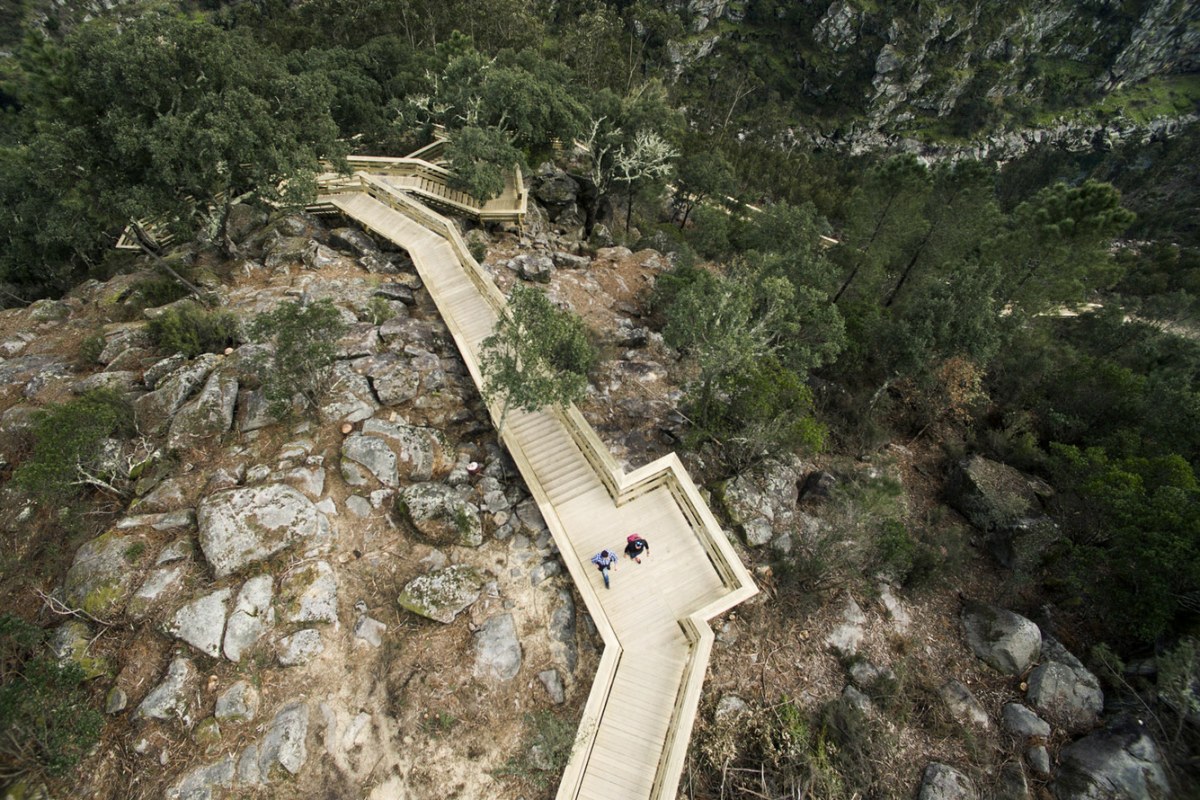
[590,548,619,589]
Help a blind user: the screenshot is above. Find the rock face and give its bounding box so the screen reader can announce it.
[938,680,990,729]
[394,483,482,547]
[1053,719,1170,800]
[1002,703,1051,738]
[720,456,805,547]
[946,456,1059,570]
[63,531,147,615]
[257,702,310,778]
[197,485,322,578]
[1026,637,1103,732]
[961,601,1041,676]
[164,588,233,658]
[473,613,522,682]
[223,575,275,662]
[166,755,235,800]
[167,371,238,450]
[397,565,485,623]
[215,680,260,723]
[917,762,978,800]
[279,561,339,626]
[137,657,195,723]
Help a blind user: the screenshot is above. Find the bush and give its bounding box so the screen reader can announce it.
[249,299,348,418]
[495,710,575,789]
[130,275,191,309]
[13,389,134,502]
[77,333,105,366]
[146,301,240,357]
[468,239,488,263]
[0,615,103,780]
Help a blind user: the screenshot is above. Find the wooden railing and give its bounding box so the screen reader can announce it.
[319,177,755,800]
[323,155,527,226]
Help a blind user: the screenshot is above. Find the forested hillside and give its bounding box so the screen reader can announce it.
[0,1,1198,799]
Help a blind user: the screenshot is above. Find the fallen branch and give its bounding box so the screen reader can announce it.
[34,588,116,629]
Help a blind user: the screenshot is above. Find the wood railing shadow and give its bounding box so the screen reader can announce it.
[319,174,756,800]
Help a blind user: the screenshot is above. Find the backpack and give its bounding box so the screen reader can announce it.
[627,533,644,544]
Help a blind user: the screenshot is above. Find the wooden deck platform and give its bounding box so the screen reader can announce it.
[321,177,756,800]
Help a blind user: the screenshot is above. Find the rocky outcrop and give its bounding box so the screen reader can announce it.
[397,565,485,623]
[223,575,275,662]
[917,762,978,800]
[164,588,233,658]
[197,484,322,578]
[393,483,483,547]
[720,456,806,548]
[961,601,1041,676]
[63,531,148,615]
[1053,718,1170,800]
[137,657,195,724]
[1026,637,1103,732]
[473,613,522,682]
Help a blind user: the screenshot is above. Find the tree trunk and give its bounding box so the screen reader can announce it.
[883,226,933,308]
[834,192,898,303]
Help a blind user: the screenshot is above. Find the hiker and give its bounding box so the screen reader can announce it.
[624,533,650,564]
[591,548,619,589]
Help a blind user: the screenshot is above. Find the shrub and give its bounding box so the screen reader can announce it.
[874,519,916,582]
[495,710,575,789]
[146,301,240,357]
[249,299,347,418]
[13,389,134,502]
[130,275,190,309]
[0,615,103,780]
[468,239,488,263]
[77,333,106,366]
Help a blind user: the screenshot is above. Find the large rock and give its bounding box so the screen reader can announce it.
[917,763,978,800]
[215,680,260,723]
[939,680,990,729]
[50,621,108,679]
[342,434,398,487]
[277,629,324,666]
[473,613,522,682]
[362,419,448,481]
[720,456,805,546]
[1002,703,1051,738]
[223,574,275,662]
[533,168,580,207]
[512,254,554,283]
[134,355,220,434]
[164,588,233,658]
[279,561,338,625]
[319,362,378,424]
[167,371,238,450]
[1053,719,1170,800]
[361,355,420,406]
[1027,637,1103,732]
[549,587,578,673]
[394,483,483,547]
[137,657,195,723]
[946,456,1048,549]
[165,755,234,800]
[63,531,148,615]
[397,565,485,624]
[197,485,322,578]
[257,702,310,778]
[961,600,1041,676]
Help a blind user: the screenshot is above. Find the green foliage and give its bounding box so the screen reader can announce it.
[445,126,523,201]
[1050,444,1200,644]
[495,710,575,789]
[249,299,348,419]
[130,275,191,310]
[77,333,105,366]
[0,615,103,780]
[694,696,899,799]
[147,302,240,358]
[13,389,134,503]
[480,284,597,429]
[1,9,344,295]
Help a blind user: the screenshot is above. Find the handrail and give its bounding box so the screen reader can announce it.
[319,183,756,800]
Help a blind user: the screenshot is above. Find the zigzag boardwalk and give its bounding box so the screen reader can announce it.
[321,176,756,800]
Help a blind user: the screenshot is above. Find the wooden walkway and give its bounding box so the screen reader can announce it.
[319,174,756,800]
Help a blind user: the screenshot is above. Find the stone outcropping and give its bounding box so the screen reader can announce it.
[197,484,323,578]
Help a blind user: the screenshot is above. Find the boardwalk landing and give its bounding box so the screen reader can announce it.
[321,177,756,800]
